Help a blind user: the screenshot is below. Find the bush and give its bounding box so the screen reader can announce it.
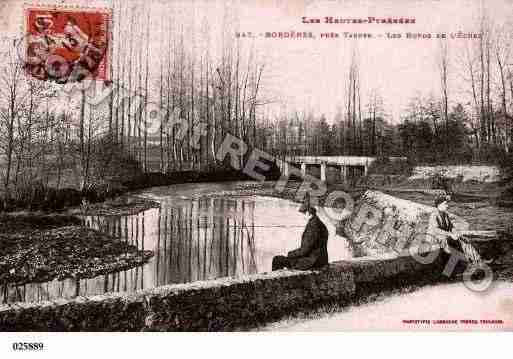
[479,144,510,165]
[367,157,413,176]
[430,173,456,193]
[500,183,513,201]
[1,183,90,212]
[497,151,513,200]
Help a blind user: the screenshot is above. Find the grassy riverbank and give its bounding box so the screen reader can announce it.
[0,169,260,213]
[0,213,153,287]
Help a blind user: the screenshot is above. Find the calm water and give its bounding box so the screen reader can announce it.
[3,182,351,304]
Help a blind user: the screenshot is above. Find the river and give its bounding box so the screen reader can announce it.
[2,182,351,304]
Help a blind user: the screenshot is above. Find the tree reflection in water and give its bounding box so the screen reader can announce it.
[3,197,260,304]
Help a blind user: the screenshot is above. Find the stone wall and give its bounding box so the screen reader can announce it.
[342,190,468,257]
[409,165,501,183]
[0,253,447,332]
[351,252,446,297]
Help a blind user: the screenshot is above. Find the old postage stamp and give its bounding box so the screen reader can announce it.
[23,4,111,83]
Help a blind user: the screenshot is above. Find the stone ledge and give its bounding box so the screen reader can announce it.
[0,256,445,331]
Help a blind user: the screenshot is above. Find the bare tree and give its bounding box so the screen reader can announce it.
[0,48,25,199]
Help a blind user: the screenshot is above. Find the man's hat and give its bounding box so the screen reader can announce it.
[434,194,450,207]
[299,192,315,214]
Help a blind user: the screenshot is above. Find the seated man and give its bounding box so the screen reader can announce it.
[272,203,329,271]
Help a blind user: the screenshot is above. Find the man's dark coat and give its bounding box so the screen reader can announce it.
[286,214,329,270]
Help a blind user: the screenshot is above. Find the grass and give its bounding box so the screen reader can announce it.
[0,213,154,287]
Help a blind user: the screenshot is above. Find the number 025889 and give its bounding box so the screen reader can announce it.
[12,342,44,351]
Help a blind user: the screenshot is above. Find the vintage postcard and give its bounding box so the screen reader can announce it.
[0,0,512,346]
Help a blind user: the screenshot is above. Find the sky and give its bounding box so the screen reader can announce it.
[234,0,513,121]
[1,0,512,123]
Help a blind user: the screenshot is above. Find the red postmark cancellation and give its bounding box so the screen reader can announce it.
[24,5,111,83]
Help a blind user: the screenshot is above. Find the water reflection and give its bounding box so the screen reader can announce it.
[3,191,350,304]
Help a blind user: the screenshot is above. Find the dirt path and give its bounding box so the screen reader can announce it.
[260,281,513,331]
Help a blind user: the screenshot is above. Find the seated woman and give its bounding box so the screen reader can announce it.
[427,196,486,264]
